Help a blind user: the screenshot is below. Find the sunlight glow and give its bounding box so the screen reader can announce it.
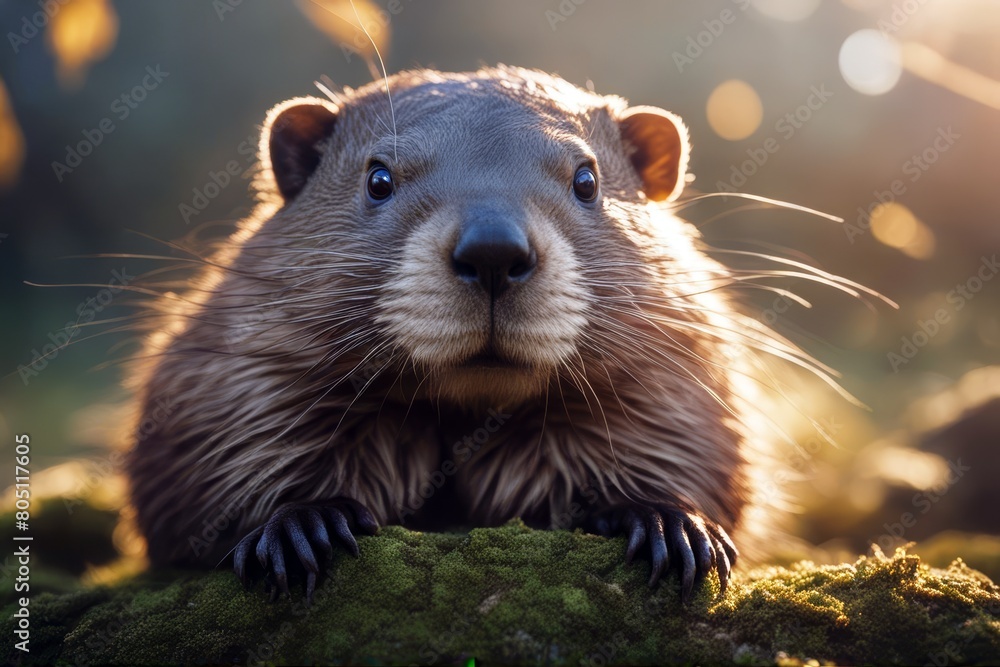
[870,446,950,491]
[870,202,936,260]
[296,0,390,60]
[706,79,763,141]
[839,29,902,96]
[906,366,1000,433]
[47,0,118,88]
[902,41,1000,111]
[0,78,25,190]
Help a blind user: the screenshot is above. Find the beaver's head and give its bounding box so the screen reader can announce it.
[257,66,695,406]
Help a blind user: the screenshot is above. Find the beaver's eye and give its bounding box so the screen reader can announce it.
[366,163,393,201]
[573,166,598,203]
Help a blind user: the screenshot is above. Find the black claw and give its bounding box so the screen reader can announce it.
[326,507,360,557]
[589,504,737,604]
[304,509,334,561]
[263,571,278,602]
[686,518,716,583]
[715,525,739,568]
[232,497,376,601]
[341,498,379,535]
[233,525,263,588]
[623,510,646,564]
[269,538,289,597]
[647,511,670,586]
[284,513,319,575]
[305,570,317,605]
[256,520,278,569]
[663,513,695,603]
[714,538,732,596]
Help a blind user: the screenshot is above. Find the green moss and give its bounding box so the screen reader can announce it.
[4,522,999,665]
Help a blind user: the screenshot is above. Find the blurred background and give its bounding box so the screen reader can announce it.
[0,0,997,591]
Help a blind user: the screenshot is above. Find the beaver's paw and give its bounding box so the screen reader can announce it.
[233,498,378,603]
[589,506,738,602]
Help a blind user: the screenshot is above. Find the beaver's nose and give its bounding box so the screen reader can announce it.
[451,212,536,297]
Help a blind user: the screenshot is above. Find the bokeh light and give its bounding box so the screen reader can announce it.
[46,0,118,88]
[870,202,936,260]
[706,79,763,141]
[0,78,25,190]
[839,29,902,96]
[868,446,950,490]
[296,0,390,61]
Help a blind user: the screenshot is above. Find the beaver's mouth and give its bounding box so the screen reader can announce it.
[459,346,532,371]
[462,353,518,369]
[434,343,548,405]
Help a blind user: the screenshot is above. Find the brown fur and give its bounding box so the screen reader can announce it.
[126,66,762,566]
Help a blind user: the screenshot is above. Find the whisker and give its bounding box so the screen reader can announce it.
[708,248,898,308]
[672,191,844,223]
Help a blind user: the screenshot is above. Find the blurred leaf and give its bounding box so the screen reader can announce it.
[0,77,25,190]
[296,0,389,62]
[46,0,119,89]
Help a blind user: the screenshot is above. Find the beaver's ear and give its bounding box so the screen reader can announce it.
[618,106,690,202]
[263,97,339,201]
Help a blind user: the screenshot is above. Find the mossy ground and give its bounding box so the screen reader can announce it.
[4,521,999,665]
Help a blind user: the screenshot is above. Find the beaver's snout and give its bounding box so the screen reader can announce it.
[451,206,537,299]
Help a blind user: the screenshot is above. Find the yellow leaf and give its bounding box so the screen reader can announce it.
[46,0,119,89]
[296,0,390,61]
[0,77,25,190]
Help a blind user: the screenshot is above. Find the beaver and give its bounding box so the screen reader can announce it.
[125,65,767,603]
